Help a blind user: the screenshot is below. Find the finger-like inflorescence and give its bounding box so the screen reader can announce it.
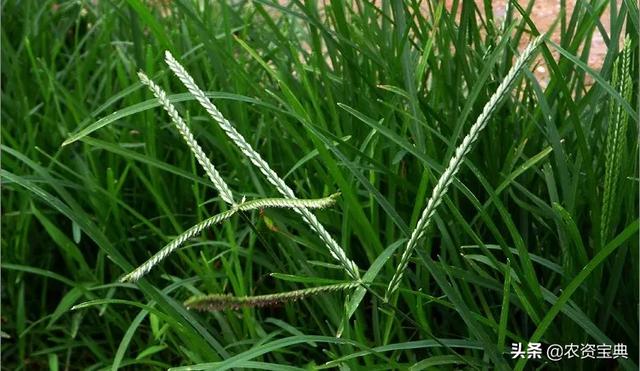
[184,281,360,311]
[121,193,341,282]
[601,37,632,244]
[138,72,236,206]
[120,209,236,283]
[164,51,360,279]
[385,37,543,299]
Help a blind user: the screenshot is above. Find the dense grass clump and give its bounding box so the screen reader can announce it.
[2,0,638,369]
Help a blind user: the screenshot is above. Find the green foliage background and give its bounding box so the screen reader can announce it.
[1,0,638,369]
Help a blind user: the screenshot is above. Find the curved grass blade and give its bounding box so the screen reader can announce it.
[169,335,358,371]
[61,92,283,147]
[515,221,639,371]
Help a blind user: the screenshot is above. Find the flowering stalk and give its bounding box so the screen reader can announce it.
[185,281,360,311]
[120,193,341,282]
[385,37,543,299]
[164,51,360,279]
[138,71,235,206]
[601,37,632,244]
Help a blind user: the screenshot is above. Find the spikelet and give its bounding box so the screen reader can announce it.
[385,37,543,299]
[184,281,360,311]
[120,193,341,282]
[601,37,633,244]
[164,51,360,279]
[138,72,236,206]
[120,209,236,283]
[235,192,341,212]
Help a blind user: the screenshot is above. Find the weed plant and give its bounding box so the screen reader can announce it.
[1,0,638,369]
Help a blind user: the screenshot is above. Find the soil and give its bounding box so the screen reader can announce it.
[445,1,615,84]
[151,0,615,84]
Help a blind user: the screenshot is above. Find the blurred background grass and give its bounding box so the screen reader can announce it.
[1,0,638,369]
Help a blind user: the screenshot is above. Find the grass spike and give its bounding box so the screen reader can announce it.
[385,37,543,299]
[234,192,341,212]
[184,281,360,311]
[601,36,633,244]
[120,209,236,282]
[164,51,360,279]
[137,71,236,206]
[120,194,341,282]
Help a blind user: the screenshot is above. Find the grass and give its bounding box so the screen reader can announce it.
[1,0,638,369]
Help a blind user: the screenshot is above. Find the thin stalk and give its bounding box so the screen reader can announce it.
[385,37,543,299]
